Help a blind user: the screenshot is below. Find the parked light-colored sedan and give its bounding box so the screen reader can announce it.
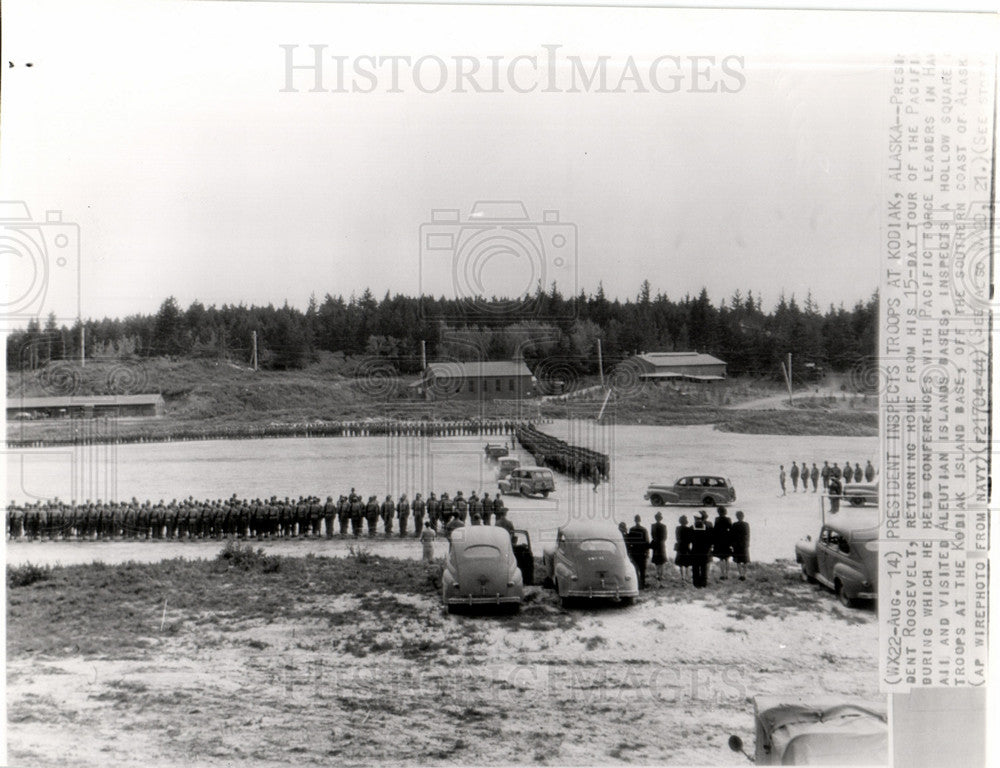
[542,520,638,606]
[442,525,523,613]
[644,475,736,507]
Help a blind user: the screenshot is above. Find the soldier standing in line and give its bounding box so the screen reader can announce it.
[468,492,482,524]
[480,493,493,526]
[397,494,410,538]
[832,462,843,482]
[854,463,863,485]
[365,496,380,537]
[309,496,323,538]
[454,491,467,522]
[730,511,751,581]
[810,463,820,493]
[426,493,439,531]
[337,495,350,537]
[440,493,453,525]
[412,493,425,537]
[350,494,363,537]
[843,461,854,484]
[381,495,395,537]
[779,465,787,496]
[789,461,800,492]
[821,461,831,491]
[324,496,336,539]
[864,460,876,482]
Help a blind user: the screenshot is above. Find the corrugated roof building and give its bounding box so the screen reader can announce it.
[632,352,727,381]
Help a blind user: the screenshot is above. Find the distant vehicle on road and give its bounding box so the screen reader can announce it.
[542,520,638,606]
[644,475,736,507]
[496,457,520,479]
[484,443,509,460]
[442,526,523,613]
[795,513,878,607]
[842,480,878,506]
[498,466,555,498]
[729,696,887,765]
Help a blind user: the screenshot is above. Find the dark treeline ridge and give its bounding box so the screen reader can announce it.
[7,283,877,380]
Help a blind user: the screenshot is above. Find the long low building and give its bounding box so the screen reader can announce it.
[631,351,727,381]
[414,360,536,401]
[7,394,165,419]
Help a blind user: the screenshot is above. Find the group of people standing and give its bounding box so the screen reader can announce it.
[5,489,510,542]
[779,459,876,496]
[621,507,750,590]
[515,424,609,483]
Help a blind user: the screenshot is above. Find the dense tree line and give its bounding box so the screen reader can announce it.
[6,283,877,380]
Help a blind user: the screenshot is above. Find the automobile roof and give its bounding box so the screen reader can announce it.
[558,519,626,540]
[823,511,879,538]
[518,466,551,472]
[448,525,514,551]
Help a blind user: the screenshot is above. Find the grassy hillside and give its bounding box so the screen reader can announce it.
[7,357,876,438]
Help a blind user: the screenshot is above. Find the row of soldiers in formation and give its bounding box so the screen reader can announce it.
[5,490,511,541]
[515,424,610,481]
[779,459,877,495]
[8,417,551,448]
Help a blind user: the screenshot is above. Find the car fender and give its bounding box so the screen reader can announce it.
[831,562,866,598]
[554,557,576,596]
[794,543,818,575]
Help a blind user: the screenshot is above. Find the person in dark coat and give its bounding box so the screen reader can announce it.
[789,461,800,492]
[810,463,820,492]
[712,507,733,580]
[674,515,691,583]
[828,476,843,513]
[365,496,379,537]
[397,494,410,538]
[843,461,854,484]
[821,461,831,490]
[730,510,751,581]
[626,515,650,590]
[864,460,876,482]
[688,518,713,588]
[412,493,425,537]
[854,463,863,484]
[650,512,668,587]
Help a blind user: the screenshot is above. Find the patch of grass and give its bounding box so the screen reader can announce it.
[216,540,281,572]
[7,562,52,588]
[715,409,877,436]
[6,554,438,659]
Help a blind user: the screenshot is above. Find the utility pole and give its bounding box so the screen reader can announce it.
[80,324,85,367]
[596,338,604,388]
[420,339,426,371]
[251,331,258,371]
[780,352,793,405]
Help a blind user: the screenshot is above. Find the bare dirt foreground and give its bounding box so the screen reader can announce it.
[5,551,878,767]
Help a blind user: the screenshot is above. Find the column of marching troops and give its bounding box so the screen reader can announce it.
[515,424,609,481]
[8,418,547,448]
[5,490,513,542]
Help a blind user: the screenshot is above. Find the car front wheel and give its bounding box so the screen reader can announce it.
[702,496,716,506]
[650,495,664,506]
[836,581,855,608]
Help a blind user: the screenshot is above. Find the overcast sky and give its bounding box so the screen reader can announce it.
[2,1,995,324]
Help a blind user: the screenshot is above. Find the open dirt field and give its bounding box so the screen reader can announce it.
[5,423,878,569]
[5,554,879,767]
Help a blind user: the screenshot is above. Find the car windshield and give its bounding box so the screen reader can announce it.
[578,539,618,553]
[462,545,501,561]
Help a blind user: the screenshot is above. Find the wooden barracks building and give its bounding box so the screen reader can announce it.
[631,352,727,382]
[414,360,536,401]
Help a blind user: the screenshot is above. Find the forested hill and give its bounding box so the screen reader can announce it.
[7,284,877,380]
